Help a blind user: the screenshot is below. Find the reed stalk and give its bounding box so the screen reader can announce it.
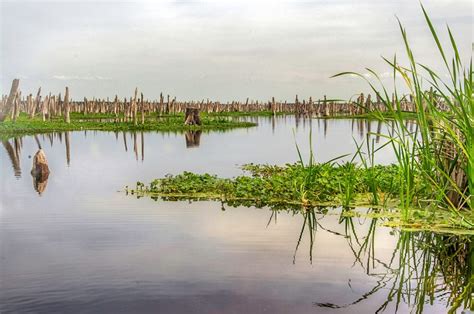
[334,4,473,222]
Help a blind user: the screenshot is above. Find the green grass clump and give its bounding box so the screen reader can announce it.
[334,4,473,223]
[128,161,474,232]
[206,110,290,117]
[324,111,418,121]
[130,162,404,208]
[0,113,256,139]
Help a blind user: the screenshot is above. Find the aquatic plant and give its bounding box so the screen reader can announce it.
[334,5,473,222]
[354,135,393,206]
[131,163,402,208]
[0,113,256,139]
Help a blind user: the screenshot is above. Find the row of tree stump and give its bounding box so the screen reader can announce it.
[2,79,447,126]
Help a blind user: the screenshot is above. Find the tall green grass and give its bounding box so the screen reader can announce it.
[293,128,350,206]
[334,4,473,222]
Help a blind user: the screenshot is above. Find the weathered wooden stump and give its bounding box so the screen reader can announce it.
[184,108,201,125]
[0,79,20,122]
[31,149,50,194]
[185,130,202,148]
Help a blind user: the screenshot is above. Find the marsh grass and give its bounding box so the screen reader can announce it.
[294,129,351,206]
[355,135,397,207]
[0,113,256,140]
[333,4,473,224]
[131,162,402,208]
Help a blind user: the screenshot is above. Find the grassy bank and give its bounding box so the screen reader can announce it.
[0,113,257,139]
[67,111,290,119]
[206,110,290,117]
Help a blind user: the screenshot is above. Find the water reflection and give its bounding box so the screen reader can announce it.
[2,139,21,177]
[185,130,202,148]
[221,194,473,312]
[65,131,71,166]
[269,207,473,313]
[237,115,417,143]
[1,117,413,197]
[31,155,50,196]
[31,171,48,194]
[2,116,465,313]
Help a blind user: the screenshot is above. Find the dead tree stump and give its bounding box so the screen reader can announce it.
[64,87,70,123]
[0,79,20,121]
[184,108,201,125]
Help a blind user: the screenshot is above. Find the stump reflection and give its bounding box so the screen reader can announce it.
[185,130,202,148]
[32,171,49,195]
[31,149,50,195]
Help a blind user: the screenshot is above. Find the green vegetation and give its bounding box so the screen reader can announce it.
[127,6,473,233]
[325,111,418,120]
[70,110,289,119]
[334,5,473,218]
[329,5,473,235]
[0,113,256,139]
[206,110,289,117]
[131,163,402,207]
[128,161,474,233]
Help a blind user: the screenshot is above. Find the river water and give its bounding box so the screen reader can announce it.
[1,116,471,313]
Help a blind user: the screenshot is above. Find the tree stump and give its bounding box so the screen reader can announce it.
[31,149,50,195]
[184,108,201,125]
[0,79,20,121]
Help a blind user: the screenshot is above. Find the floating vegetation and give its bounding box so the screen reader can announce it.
[0,113,256,140]
[129,163,401,207]
[127,161,474,234]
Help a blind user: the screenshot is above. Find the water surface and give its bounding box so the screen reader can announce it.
[1,117,471,313]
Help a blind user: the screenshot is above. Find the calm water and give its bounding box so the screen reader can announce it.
[1,117,472,313]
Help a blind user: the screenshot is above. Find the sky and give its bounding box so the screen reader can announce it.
[0,0,472,102]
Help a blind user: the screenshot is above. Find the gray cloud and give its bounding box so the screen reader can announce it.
[52,75,112,81]
[1,0,472,101]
